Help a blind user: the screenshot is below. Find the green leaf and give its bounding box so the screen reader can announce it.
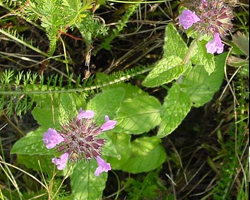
[106,133,131,169]
[71,161,107,200]
[32,93,79,128]
[191,40,215,74]
[120,137,166,173]
[59,93,78,124]
[31,92,60,129]
[99,133,118,158]
[116,96,161,134]
[163,23,188,60]
[232,32,249,56]
[11,127,53,155]
[227,56,249,67]
[142,56,185,88]
[87,88,125,124]
[32,106,60,129]
[157,84,192,138]
[17,154,55,175]
[181,53,228,107]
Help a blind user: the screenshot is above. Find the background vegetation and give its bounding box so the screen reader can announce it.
[0,0,249,199]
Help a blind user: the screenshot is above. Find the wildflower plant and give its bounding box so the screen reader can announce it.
[5,0,237,199]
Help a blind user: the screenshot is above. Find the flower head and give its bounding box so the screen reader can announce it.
[52,152,69,170]
[43,128,64,149]
[43,108,116,174]
[206,32,224,54]
[179,9,201,29]
[94,156,111,176]
[184,0,234,37]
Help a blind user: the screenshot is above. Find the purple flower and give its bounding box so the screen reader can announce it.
[52,152,69,170]
[43,128,64,149]
[100,115,117,131]
[179,9,201,29]
[94,156,111,176]
[77,108,95,120]
[206,32,224,54]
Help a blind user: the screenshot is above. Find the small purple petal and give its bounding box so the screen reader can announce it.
[206,32,224,54]
[52,152,69,170]
[100,115,117,131]
[43,128,64,149]
[179,9,201,29]
[94,156,111,176]
[77,108,95,120]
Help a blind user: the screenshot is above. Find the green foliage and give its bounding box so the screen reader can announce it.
[119,137,166,173]
[143,23,228,136]
[106,132,131,169]
[228,32,249,68]
[212,51,249,199]
[163,23,188,60]
[116,95,161,134]
[1,0,107,55]
[157,84,191,138]
[191,39,215,74]
[71,161,108,200]
[87,88,125,124]
[123,170,168,200]
[181,53,228,107]
[142,56,185,87]
[100,3,139,51]
[0,66,149,117]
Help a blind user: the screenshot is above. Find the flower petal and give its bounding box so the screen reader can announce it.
[94,156,111,176]
[43,128,64,149]
[100,115,117,131]
[206,32,224,54]
[179,9,201,29]
[77,108,95,120]
[52,152,69,170]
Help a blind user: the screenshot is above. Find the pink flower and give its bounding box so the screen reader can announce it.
[206,32,224,54]
[52,152,69,170]
[43,128,64,149]
[100,115,117,131]
[179,9,201,29]
[94,156,111,176]
[77,108,95,120]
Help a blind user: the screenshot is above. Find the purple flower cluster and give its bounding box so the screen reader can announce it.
[43,108,116,176]
[178,0,234,54]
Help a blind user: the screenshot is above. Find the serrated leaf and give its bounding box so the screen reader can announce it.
[227,56,249,67]
[11,127,53,155]
[106,132,131,169]
[87,88,125,125]
[120,137,166,173]
[142,56,185,88]
[232,32,249,56]
[157,84,191,138]
[59,93,78,124]
[71,161,107,200]
[181,53,228,107]
[116,96,161,134]
[191,40,215,74]
[163,23,188,59]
